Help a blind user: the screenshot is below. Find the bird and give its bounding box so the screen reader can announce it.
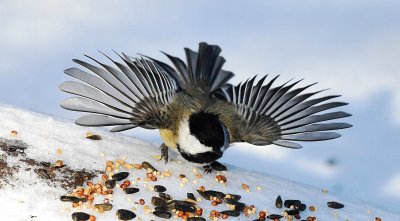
[59,42,352,173]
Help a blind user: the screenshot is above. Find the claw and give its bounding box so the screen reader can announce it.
[203,165,212,174]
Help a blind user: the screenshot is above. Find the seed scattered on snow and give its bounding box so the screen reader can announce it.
[327,201,344,209]
[112,172,129,181]
[154,185,167,193]
[94,203,113,211]
[85,132,102,140]
[10,130,18,137]
[153,210,172,219]
[116,209,136,220]
[124,187,140,194]
[275,195,283,209]
[142,161,157,172]
[71,212,90,221]
[241,183,250,192]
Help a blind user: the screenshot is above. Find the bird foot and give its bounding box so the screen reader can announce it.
[210,161,227,171]
[203,165,213,174]
[159,143,169,164]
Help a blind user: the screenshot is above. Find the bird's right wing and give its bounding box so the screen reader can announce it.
[59,53,179,132]
[216,76,352,148]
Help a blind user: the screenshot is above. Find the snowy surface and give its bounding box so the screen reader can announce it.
[0,104,398,221]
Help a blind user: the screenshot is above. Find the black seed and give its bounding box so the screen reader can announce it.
[173,201,196,213]
[298,203,307,211]
[159,193,171,201]
[327,201,344,209]
[155,206,171,212]
[112,172,129,181]
[187,193,196,201]
[105,179,116,189]
[267,214,283,220]
[221,210,241,217]
[142,161,157,172]
[124,187,139,194]
[95,203,113,211]
[284,199,301,208]
[71,212,90,221]
[275,195,283,209]
[60,196,84,203]
[286,209,300,215]
[154,185,166,193]
[36,169,51,179]
[225,200,245,212]
[187,217,206,221]
[151,197,168,207]
[197,190,225,200]
[116,209,136,220]
[225,193,241,201]
[153,211,172,219]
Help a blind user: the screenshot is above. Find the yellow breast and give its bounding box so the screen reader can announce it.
[159,129,178,149]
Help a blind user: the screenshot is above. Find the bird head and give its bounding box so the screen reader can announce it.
[177,112,230,164]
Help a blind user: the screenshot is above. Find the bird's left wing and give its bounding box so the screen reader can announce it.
[59,53,179,132]
[216,76,352,148]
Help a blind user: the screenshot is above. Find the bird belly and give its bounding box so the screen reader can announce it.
[159,129,178,149]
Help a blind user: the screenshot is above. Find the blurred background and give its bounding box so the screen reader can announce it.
[0,0,399,213]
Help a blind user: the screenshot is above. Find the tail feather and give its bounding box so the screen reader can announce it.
[148,42,234,93]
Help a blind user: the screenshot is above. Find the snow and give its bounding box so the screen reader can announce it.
[0,104,398,221]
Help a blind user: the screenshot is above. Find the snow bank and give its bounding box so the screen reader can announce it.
[0,104,397,221]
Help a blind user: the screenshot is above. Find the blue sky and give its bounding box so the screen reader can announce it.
[1,0,399,212]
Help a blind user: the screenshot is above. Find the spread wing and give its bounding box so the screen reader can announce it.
[59,53,179,132]
[216,75,352,148]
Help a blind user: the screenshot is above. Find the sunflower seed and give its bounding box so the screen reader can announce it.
[173,201,196,213]
[187,217,206,221]
[60,196,85,203]
[327,201,344,209]
[71,212,90,221]
[284,199,301,208]
[95,203,113,211]
[154,185,166,193]
[116,209,136,220]
[153,210,172,219]
[142,161,157,172]
[151,197,168,207]
[267,214,283,220]
[197,190,225,200]
[112,172,129,181]
[187,193,196,201]
[275,195,283,208]
[124,187,139,194]
[221,210,241,217]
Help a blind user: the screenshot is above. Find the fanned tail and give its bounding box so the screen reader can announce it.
[146,42,234,93]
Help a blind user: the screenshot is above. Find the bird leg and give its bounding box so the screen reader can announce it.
[210,161,227,171]
[203,165,213,174]
[159,143,169,164]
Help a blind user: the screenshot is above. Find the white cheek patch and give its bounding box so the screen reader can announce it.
[178,119,213,155]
